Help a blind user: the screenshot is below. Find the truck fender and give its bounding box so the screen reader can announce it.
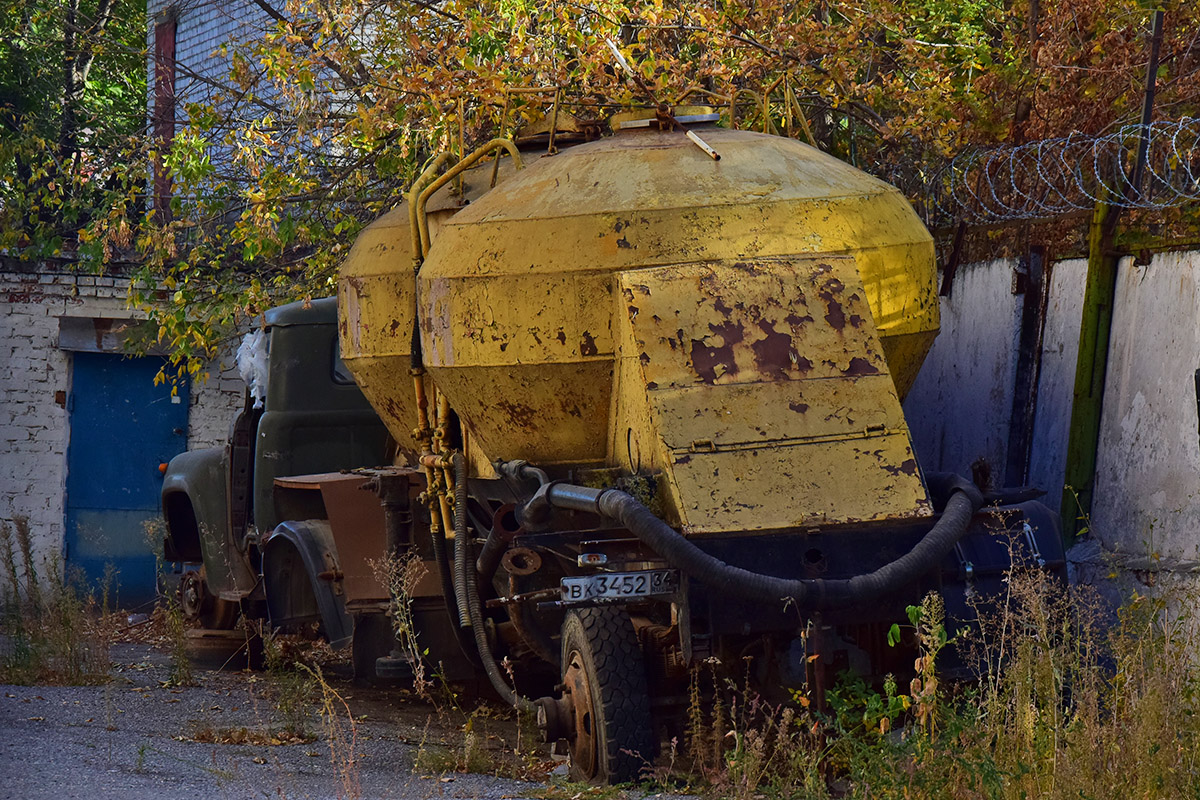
[261,519,353,648]
[161,447,229,565]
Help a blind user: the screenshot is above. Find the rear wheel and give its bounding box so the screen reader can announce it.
[351,612,400,685]
[560,607,655,784]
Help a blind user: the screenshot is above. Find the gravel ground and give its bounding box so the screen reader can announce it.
[0,641,545,800]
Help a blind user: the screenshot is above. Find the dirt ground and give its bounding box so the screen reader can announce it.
[1,640,561,800]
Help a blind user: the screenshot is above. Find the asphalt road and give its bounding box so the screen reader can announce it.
[0,642,546,800]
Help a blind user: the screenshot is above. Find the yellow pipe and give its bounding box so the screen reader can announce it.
[407,152,454,273]
[418,139,524,258]
[788,88,818,148]
[674,85,730,106]
[729,89,761,131]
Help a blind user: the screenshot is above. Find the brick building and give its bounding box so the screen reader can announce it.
[0,260,244,604]
[0,1,273,603]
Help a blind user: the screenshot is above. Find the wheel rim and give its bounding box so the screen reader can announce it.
[179,571,205,619]
[564,647,598,779]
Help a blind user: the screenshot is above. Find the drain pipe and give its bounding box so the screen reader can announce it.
[501,463,984,610]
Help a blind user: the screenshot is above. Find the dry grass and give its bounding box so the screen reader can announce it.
[182,724,316,746]
[672,568,1200,800]
[1,517,116,685]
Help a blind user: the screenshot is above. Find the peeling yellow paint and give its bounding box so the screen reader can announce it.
[342,125,937,530]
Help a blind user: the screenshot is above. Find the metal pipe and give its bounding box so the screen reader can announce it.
[673,85,730,106]
[476,503,523,582]
[417,139,524,258]
[452,452,532,711]
[1130,8,1165,200]
[407,152,453,272]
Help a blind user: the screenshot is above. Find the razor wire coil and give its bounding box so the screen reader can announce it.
[915,116,1200,225]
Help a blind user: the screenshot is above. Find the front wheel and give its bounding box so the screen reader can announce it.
[560,607,655,784]
[179,569,238,630]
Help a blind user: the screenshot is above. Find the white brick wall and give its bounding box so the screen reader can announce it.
[0,264,245,594]
[149,0,269,126]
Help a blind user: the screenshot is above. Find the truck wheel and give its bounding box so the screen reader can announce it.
[351,612,398,685]
[560,607,655,784]
[179,569,238,630]
[200,598,239,630]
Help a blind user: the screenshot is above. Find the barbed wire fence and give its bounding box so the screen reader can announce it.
[902,117,1200,229]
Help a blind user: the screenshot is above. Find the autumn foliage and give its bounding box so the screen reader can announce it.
[4,0,1199,371]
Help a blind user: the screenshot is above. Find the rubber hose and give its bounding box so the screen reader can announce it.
[429,508,481,667]
[452,454,533,711]
[452,453,472,628]
[476,529,512,585]
[591,476,984,610]
[409,318,423,369]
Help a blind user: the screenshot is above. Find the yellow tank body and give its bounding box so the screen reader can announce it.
[346,124,940,533]
[339,161,517,457]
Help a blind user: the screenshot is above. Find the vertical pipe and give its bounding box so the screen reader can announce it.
[1005,246,1049,488]
[1130,9,1165,200]
[1061,9,1164,537]
[1061,202,1119,538]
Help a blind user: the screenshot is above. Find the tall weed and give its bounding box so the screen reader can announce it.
[677,569,1200,799]
[1,517,113,685]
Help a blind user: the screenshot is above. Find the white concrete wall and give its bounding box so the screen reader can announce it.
[0,265,244,593]
[904,260,1022,481]
[1027,259,1087,512]
[903,250,1200,599]
[1091,253,1200,571]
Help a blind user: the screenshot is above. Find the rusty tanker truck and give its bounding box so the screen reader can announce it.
[162,108,1064,783]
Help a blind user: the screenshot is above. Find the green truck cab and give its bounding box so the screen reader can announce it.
[161,298,390,648]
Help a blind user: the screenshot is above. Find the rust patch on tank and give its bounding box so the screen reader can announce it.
[788,401,810,413]
[579,331,598,357]
[883,458,919,476]
[820,292,845,330]
[492,399,538,431]
[845,357,879,376]
[689,320,744,384]
[750,320,798,379]
[558,396,584,418]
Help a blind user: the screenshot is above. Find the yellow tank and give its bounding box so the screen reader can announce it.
[345,120,939,533]
[339,160,518,456]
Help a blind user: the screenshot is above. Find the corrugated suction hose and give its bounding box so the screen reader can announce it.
[516,467,985,610]
[452,453,532,711]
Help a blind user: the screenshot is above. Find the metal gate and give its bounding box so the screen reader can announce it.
[64,353,189,607]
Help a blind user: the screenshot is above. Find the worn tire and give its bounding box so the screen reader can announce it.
[351,612,398,685]
[561,607,655,784]
[199,597,239,631]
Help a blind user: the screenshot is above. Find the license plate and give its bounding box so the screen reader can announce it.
[560,570,678,604]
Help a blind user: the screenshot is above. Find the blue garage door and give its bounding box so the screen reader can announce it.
[64,353,189,607]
